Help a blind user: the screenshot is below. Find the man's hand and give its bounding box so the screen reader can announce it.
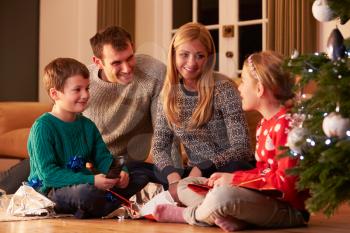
[94,174,118,190]
[207,172,234,187]
[115,171,129,188]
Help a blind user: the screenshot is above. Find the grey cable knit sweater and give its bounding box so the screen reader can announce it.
[152,73,254,177]
[84,54,175,162]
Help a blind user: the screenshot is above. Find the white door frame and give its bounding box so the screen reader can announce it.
[153,0,267,77]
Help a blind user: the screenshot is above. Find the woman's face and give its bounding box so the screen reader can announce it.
[175,39,208,82]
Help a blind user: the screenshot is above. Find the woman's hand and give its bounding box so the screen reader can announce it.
[207,172,234,187]
[167,172,181,203]
[188,166,202,177]
[94,173,118,190]
[167,172,181,184]
[116,171,129,188]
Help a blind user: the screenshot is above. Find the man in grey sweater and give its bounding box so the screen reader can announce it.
[0,26,179,194]
[86,26,180,186]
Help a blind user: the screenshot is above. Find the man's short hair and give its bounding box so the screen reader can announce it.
[43,58,89,94]
[90,26,133,59]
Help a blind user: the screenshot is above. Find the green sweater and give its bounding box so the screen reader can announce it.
[27,113,113,194]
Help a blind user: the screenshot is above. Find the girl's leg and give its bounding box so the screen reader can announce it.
[177,176,208,207]
[214,216,248,232]
[183,185,306,229]
[153,176,208,223]
[153,204,248,231]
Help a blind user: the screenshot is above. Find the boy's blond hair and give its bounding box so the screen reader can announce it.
[43,58,89,95]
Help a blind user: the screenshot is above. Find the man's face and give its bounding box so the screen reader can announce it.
[95,42,136,85]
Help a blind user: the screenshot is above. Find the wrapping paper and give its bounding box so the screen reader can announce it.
[6,185,55,217]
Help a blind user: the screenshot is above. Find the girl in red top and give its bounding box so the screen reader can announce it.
[153,51,309,231]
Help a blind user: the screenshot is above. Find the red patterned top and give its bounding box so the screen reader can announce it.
[232,107,307,210]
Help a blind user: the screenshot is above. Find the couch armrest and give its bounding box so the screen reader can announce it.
[0,102,52,159]
[0,128,31,159]
[0,102,52,134]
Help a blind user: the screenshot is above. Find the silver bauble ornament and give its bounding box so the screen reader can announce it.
[312,0,336,22]
[322,112,350,138]
[291,50,299,59]
[327,28,346,60]
[287,127,308,154]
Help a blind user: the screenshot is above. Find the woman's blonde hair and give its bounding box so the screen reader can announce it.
[162,22,216,128]
[244,50,295,104]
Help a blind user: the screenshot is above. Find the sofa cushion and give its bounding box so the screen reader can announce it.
[0,102,51,135]
[0,128,30,159]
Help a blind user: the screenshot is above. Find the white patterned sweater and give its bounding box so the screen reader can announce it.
[152,73,254,177]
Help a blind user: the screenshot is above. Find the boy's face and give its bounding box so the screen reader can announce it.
[52,75,90,114]
[95,42,136,85]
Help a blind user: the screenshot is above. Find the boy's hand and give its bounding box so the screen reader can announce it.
[115,171,129,188]
[94,174,118,190]
[207,172,234,187]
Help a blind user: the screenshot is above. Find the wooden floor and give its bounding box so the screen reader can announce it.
[1,205,349,233]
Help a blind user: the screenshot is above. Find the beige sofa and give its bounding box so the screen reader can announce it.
[0,102,52,171]
[0,101,261,171]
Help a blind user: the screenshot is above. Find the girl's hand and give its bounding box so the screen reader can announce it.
[188,166,202,177]
[116,171,129,188]
[207,172,234,187]
[94,173,118,190]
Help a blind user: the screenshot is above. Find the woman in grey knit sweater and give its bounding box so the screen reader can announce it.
[152,22,254,201]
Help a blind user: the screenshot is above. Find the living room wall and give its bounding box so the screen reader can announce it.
[0,0,39,101]
[37,0,350,103]
[318,20,350,52]
[39,0,97,103]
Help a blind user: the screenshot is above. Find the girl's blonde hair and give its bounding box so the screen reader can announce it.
[162,22,216,128]
[244,50,295,104]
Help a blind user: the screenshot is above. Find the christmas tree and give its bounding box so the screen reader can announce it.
[283,0,350,217]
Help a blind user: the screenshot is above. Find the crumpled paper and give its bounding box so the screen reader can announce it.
[104,182,164,219]
[138,190,176,219]
[6,184,55,217]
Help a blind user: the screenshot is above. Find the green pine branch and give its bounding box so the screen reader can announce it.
[328,0,350,24]
[283,53,350,217]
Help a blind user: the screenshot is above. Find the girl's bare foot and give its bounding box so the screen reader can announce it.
[153,204,186,223]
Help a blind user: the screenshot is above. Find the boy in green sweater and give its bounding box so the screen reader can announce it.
[28,58,142,218]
